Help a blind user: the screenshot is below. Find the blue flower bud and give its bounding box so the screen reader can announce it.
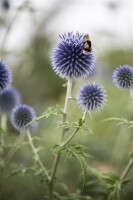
[11,104,36,132]
[77,83,106,111]
[113,65,133,89]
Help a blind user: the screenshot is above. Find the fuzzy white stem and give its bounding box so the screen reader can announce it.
[129,89,133,102]
[82,110,87,121]
[63,79,73,114]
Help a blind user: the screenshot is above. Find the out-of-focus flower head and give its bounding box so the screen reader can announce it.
[1,0,10,10]
[0,87,21,114]
[11,104,37,132]
[0,60,12,93]
[112,64,133,89]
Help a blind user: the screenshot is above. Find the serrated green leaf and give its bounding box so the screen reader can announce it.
[65,151,73,161]
[103,172,120,181]
[43,105,63,118]
[102,117,133,129]
[121,178,133,187]
[25,105,63,127]
[101,117,125,123]
[59,121,80,130]
[65,144,90,188]
[103,177,116,185]
[59,120,91,133]
[76,155,88,189]
[53,144,65,154]
[59,122,71,130]
[53,143,90,189]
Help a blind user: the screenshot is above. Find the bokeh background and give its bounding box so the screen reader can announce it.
[0,0,133,199]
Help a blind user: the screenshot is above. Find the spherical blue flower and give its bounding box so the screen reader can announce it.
[77,83,106,111]
[0,60,12,93]
[11,104,36,132]
[51,32,96,79]
[1,0,10,10]
[112,65,133,89]
[0,87,21,113]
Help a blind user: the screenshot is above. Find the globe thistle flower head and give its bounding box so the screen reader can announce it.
[1,0,10,10]
[77,83,106,111]
[112,65,133,89]
[11,104,36,132]
[0,87,21,114]
[0,60,12,93]
[51,32,96,79]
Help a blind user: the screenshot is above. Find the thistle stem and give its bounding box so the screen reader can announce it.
[26,130,50,181]
[82,110,87,121]
[107,157,133,200]
[129,89,133,103]
[62,129,79,148]
[61,111,86,148]
[63,78,73,114]
[0,115,7,167]
[49,79,73,200]
[61,79,73,141]
[120,157,133,180]
[0,114,7,146]
[1,114,7,132]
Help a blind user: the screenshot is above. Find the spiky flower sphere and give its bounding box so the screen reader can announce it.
[1,0,10,10]
[11,104,36,132]
[51,32,96,79]
[112,65,133,89]
[77,83,106,111]
[0,60,12,93]
[0,87,21,113]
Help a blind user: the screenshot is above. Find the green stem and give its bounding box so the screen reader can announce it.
[0,115,7,167]
[49,153,61,200]
[26,130,50,181]
[120,157,133,180]
[107,157,133,200]
[61,127,80,147]
[82,110,87,121]
[129,89,133,102]
[63,78,73,114]
[61,111,87,148]
[49,78,73,200]
[1,114,7,132]
[0,114,7,146]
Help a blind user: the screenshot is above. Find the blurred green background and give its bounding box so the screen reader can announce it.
[0,0,133,199]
